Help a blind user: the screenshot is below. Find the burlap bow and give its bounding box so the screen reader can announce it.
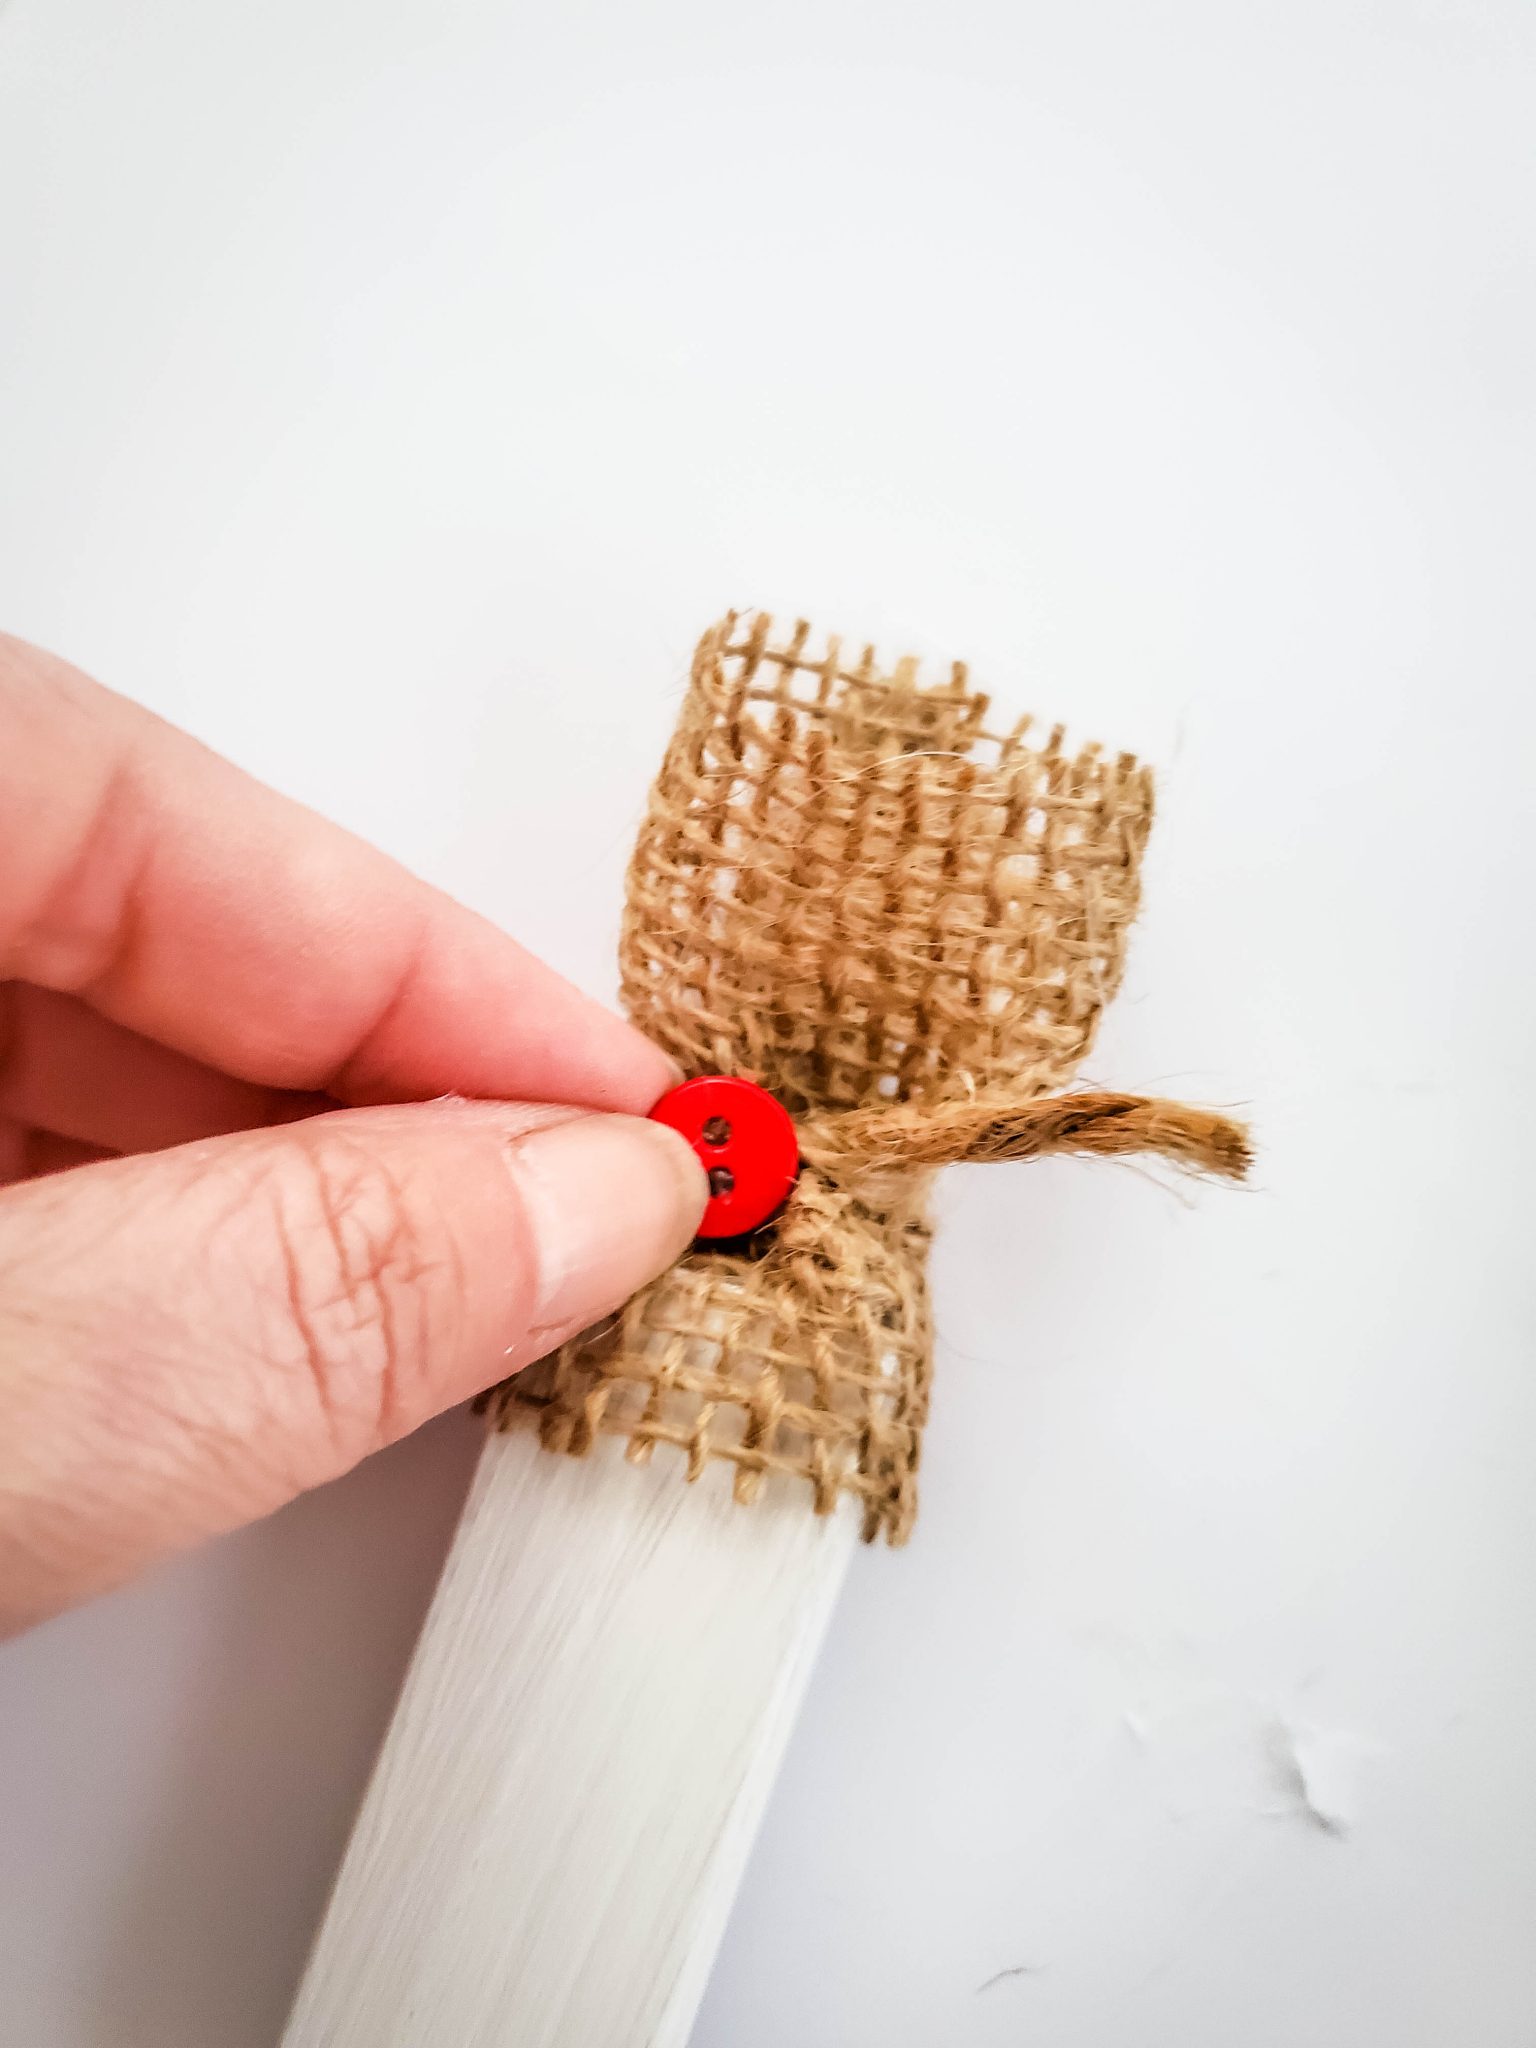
[487,613,1247,1542]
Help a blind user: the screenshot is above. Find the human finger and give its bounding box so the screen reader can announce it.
[0,1097,706,1632]
[0,633,675,1111]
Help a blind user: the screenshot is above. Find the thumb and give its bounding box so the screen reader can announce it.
[0,1099,706,1633]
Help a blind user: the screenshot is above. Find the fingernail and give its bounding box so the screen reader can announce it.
[507,1113,708,1338]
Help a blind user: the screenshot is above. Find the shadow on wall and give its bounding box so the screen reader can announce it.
[93,1409,480,2048]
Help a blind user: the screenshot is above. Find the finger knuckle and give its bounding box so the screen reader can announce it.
[262,1132,461,1467]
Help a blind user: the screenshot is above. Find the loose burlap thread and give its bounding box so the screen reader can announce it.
[485,612,1247,1542]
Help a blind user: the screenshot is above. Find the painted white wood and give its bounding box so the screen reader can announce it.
[282,1429,857,2048]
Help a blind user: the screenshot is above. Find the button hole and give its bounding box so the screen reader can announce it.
[708,1165,736,1197]
[701,1117,731,1146]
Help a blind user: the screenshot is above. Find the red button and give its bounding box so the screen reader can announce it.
[649,1075,799,1240]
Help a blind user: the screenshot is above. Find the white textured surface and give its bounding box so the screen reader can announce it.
[1,3,1534,2044]
[283,1434,855,2048]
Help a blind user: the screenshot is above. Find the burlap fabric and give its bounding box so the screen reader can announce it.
[485,613,1246,1542]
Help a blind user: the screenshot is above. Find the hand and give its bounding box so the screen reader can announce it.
[0,634,707,1635]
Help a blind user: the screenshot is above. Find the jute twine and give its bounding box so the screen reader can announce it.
[484,612,1247,1542]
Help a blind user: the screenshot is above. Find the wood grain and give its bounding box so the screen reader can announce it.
[283,1429,857,2048]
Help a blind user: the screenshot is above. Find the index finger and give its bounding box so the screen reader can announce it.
[0,634,676,1112]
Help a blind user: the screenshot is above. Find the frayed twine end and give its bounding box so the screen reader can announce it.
[800,1091,1251,1183]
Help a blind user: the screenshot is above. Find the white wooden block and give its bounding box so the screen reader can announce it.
[284,1428,857,2048]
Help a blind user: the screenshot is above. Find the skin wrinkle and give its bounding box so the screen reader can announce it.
[2,1244,231,1551]
[485,1121,564,1358]
[264,1131,443,1482]
[341,1141,451,1454]
[17,725,147,996]
[20,1138,316,1504]
[320,902,438,1105]
[166,1149,344,1502]
[501,1137,562,1349]
[357,1146,442,1452]
[271,1163,344,1474]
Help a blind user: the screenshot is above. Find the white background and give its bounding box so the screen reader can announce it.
[1,1,1534,2042]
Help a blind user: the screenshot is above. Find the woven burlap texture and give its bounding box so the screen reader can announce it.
[488,611,1228,1542]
